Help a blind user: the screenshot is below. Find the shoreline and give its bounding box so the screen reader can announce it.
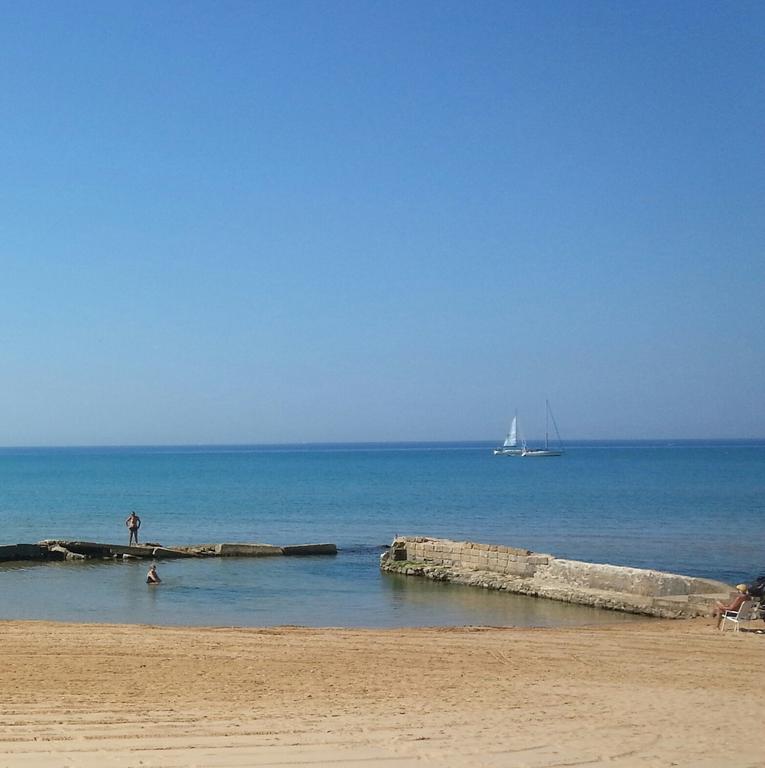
[2,618,763,766]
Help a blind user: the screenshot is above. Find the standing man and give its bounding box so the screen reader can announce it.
[125,511,141,546]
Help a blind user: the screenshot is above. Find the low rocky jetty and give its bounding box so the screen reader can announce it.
[0,540,337,562]
[380,536,733,618]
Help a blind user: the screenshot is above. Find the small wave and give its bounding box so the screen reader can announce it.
[337,544,390,554]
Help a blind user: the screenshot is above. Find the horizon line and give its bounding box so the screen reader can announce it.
[0,437,763,450]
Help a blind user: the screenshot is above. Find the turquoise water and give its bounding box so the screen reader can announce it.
[0,441,763,627]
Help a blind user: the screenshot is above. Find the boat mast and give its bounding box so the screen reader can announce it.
[547,400,564,451]
[545,399,549,449]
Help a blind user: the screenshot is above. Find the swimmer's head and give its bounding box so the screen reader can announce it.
[736,584,748,593]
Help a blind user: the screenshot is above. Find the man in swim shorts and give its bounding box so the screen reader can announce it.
[125,511,141,545]
[146,564,161,584]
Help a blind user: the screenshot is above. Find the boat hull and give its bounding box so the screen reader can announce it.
[520,449,562,457]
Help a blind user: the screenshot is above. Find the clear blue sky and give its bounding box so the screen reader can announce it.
[1,1,763,445]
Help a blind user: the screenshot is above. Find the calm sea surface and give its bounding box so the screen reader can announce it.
[1,441,763,627]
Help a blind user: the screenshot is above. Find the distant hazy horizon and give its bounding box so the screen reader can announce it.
[1,437,763,450]
[2,2,763,446]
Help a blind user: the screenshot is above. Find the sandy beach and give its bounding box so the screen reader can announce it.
[0,619,763,767]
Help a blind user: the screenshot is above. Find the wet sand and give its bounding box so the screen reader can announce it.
[0,618,763,767]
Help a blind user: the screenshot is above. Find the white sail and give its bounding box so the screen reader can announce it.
[494,403,563,457]
[503,416,518,448]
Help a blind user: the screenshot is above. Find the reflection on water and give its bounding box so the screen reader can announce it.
[0,552,646,628]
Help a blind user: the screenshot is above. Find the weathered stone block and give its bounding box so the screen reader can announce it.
[282,543,337,556]
[215,543,283,557]
[0,544,48,561]
[504,562,536,577]
[508,547,532,556]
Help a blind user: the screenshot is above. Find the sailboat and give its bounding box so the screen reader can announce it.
[520,400,563,457]
[492,412,523,455]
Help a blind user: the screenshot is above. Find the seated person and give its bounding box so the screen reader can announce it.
[713,584,748,628]
[146,564,161,585]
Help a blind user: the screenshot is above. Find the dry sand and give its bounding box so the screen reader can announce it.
[0,618,763,767]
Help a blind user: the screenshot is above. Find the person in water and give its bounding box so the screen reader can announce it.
[125,511,141,545]
[146,564,161,584]
[712,584,749,628]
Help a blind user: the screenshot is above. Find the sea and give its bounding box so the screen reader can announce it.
[1,440,763,628]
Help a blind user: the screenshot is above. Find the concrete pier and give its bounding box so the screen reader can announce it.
[0,540,337,562]
[380,536,733,618]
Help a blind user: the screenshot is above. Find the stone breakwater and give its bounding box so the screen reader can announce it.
[0,540,337,562]
[380,537,733,618]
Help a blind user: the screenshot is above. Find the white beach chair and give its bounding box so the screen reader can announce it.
[719,600,756,632]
